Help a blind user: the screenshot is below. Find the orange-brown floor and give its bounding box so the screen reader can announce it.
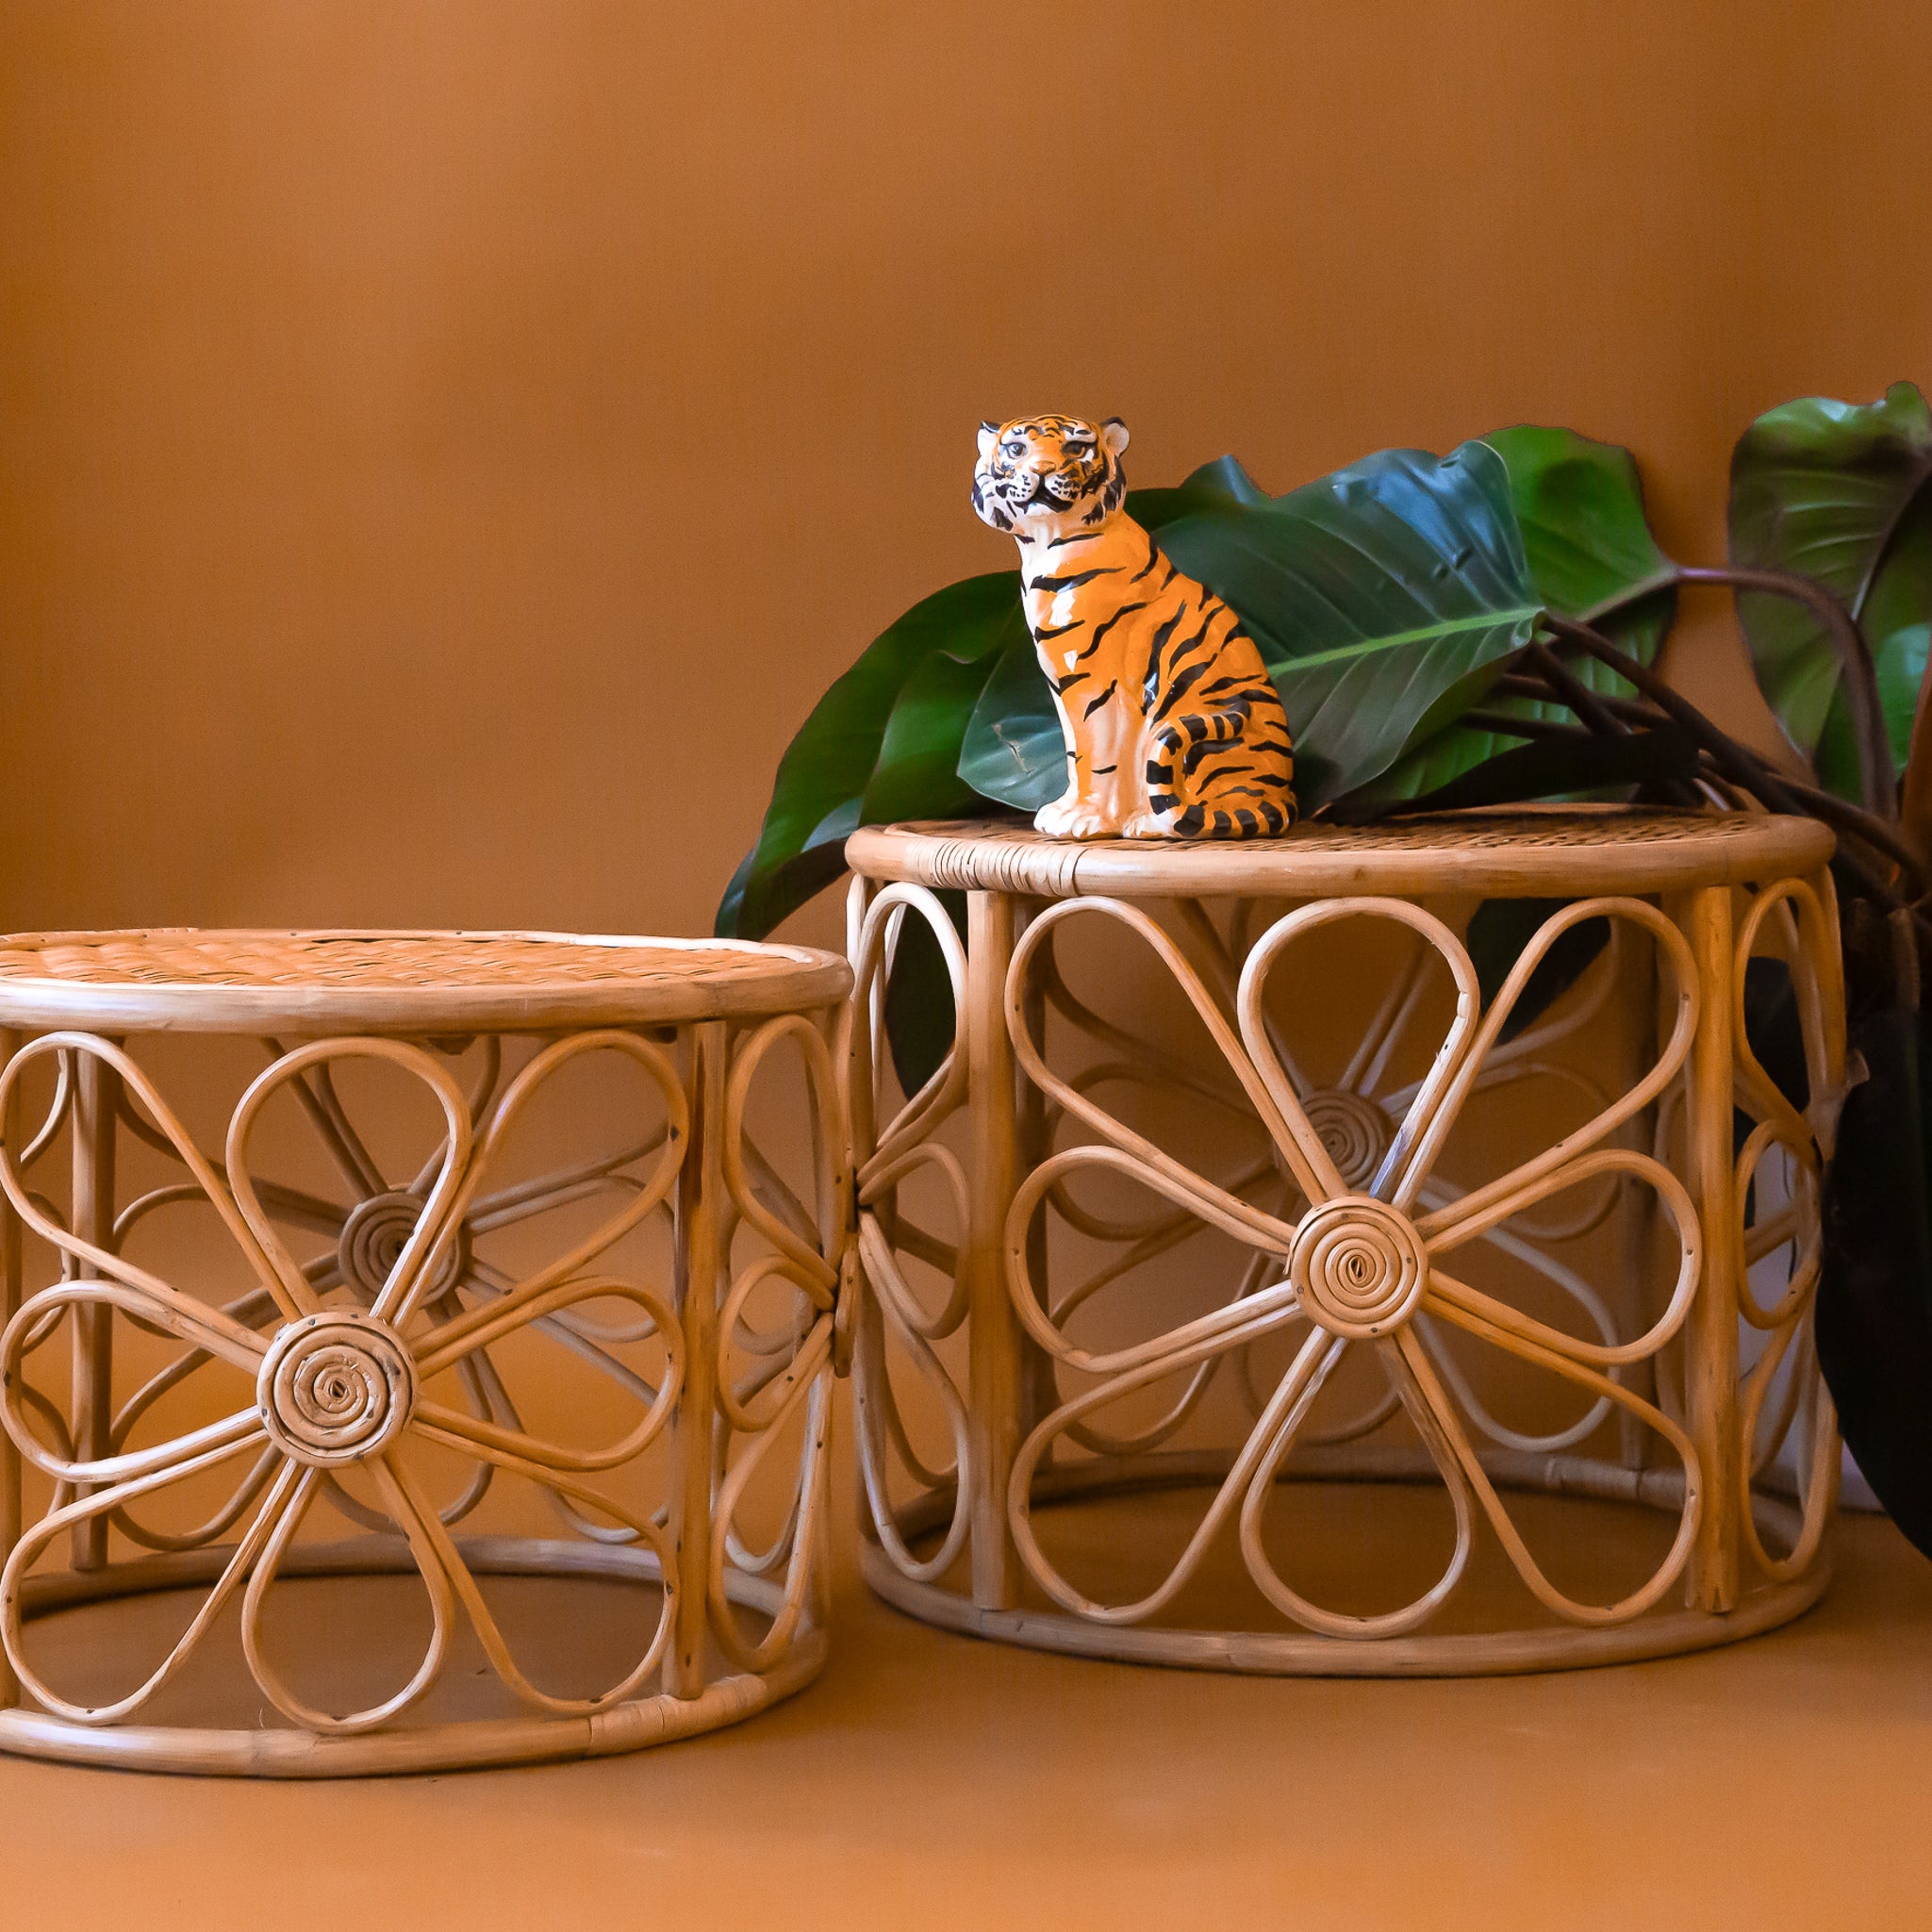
[0,1483,1924,1930]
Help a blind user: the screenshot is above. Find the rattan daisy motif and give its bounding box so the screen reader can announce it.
[0,1029,693,1731]
[999,893,1709,1635]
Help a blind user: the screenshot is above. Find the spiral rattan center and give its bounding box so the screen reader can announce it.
[339,1190,466,1303]
[1302,1091,1394,1190]
[256,1312,418,1466]
[1287,1194,1428,1339]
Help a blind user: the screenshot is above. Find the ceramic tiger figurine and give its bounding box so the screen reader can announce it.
[973,413,1297,840]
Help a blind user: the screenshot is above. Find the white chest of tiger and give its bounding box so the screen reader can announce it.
[973,413,1297,840]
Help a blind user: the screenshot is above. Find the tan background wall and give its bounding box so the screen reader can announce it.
[4,1,1929,951]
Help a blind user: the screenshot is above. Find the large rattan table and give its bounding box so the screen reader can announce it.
[845,808,1843,1675]
[0,929,851,1775]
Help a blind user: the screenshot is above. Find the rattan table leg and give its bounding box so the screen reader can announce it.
[70,1053,118,1574]
[1678,884,1742,1613]
[966,892,1024,1610]
[1615,924,1663,1470]
[670,1019,725,1698]
[1015,902,1057,1446]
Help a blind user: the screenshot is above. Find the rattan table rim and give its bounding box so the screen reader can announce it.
[0,929,852,1032]
[846,805,1837,900]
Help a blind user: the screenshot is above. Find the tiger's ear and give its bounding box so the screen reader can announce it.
[1101,417,1130,457]
[978,421,1000,458]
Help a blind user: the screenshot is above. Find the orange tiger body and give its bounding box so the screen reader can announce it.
[972,414,1296,839]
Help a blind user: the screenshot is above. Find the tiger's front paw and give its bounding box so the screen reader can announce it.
[1120,811,1176,839]
[1034,797,1118,840]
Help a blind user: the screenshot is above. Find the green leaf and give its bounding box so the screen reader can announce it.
[1728,381,1932,797]
[1172,442,1543,804]
[1482,424,1678,638]
[957,633,1066,812]
[1124,453,1271,527]
[716,571,1021,938]
[860,645,1011,825]
[1369,426,1677,804]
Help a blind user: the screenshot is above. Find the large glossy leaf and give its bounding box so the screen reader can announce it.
[1123,452,1271,526]
[1729,381,1932,800]
[1486,423,1678,638]
[1173,443,1541,805]
[1360,427,1676,805]
[963,442,1544,812]
[956,630,1067,813]
[716,571,1022,938]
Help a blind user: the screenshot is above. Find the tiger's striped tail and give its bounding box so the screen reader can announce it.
[1144,702,1296,838]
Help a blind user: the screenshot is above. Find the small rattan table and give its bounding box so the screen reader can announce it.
[0,929,851,1775]
[845,809,1844,1674]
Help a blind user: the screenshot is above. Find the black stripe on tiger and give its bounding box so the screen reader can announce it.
[1074,602,1146,659]
[1026,565,1121,594]
[1196,800,1291,837]
[1148,620,1219,719]
[1152,648,1225,727]
[1139,606,1188,696]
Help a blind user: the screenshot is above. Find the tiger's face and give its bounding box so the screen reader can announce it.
[973,414,1131,537]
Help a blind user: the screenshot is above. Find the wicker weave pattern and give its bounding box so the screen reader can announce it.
[0,930,850,1032]
[847,808,1836,900]
[888,810,1798,853]
[0,933,785,989]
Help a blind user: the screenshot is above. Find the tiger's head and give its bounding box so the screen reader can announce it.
[972,414,1131,538]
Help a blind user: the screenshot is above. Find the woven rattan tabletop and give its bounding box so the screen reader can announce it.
[0,930,851,1032]
[846,806,1836,900]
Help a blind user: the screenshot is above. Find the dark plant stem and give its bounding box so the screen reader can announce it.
[1523,639,1675,806]
[1753,771,1929,893]
[1523,675,1929,890]
[1458,709,1574,740]
[1891,909,1923,1014]
[1902,669,1932,872]
[1542,617,1932,940]
[1551,616,1806,795]
[1523,640,1626,738]
[1529,652,1924,884]
[1676,564,1896,820]
[1492,670,1593,707]
[1538,625,1777,815]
